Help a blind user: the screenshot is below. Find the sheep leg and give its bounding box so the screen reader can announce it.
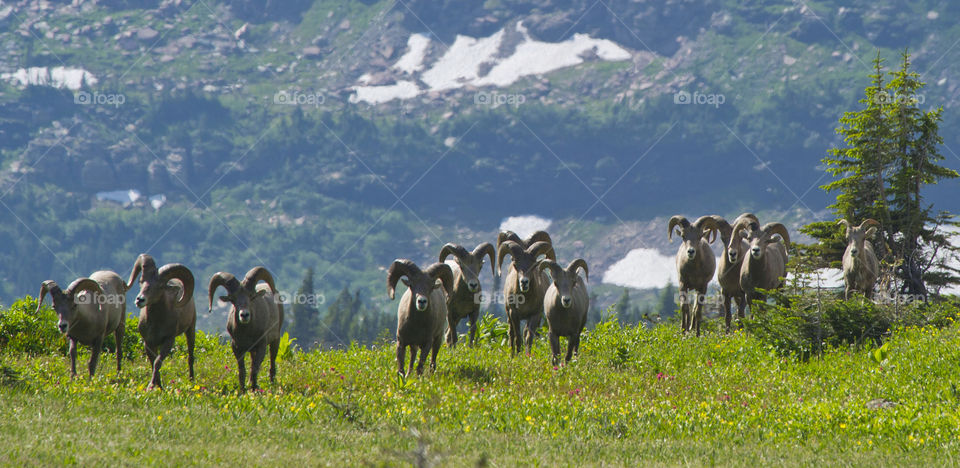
[445,314,458,348]
[233,344,247,392]
[185,325,196,380]
[68,338,78,378]
[693,292,704,337]
[408,346,419,376]
[507,312,521,356]
[680,300,690,334]
[396,342,406,377]
[115,323,124,373]
[722,294,732,331]
[467,311,479,347]
[149,338,174,390]
[268,339,279,383]
[567,334,580,362]
[430,334,442,373]
[415,344,428,376]
[548,332,561,366]
[88,337,103,377]
[524,314,542,355]
[736,295,746,326]
[249,344,266,390]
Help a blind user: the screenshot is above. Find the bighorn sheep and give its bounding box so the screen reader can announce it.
[668,215,719,336]
[713,213,760,330]
[733,219,791,305]
[387,259,454,376]
[497,240,556,355]
[539,258,589,365]
[37,271,126,377]
[127,254,196,389]
[838,219,881,300]
[438,242,496,348]
[208,267,284,392]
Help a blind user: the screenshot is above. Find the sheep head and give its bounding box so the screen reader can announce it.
[668,215,719,260]
[497,240,556,293]
[723,213,759,263]
[387,260,454,311]
[208,267,276,325]
[539,259,588,308]
[439,242,496,293]
[128,254,195,309]
[838,219,880,258]
[37,278,104,334]
[734,221,790,260]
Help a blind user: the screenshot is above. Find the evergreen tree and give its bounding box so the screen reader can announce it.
[802,50,959,295]
[290,268,320,348]
[657,283,677,318]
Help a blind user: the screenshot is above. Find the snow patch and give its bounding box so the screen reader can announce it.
[394,33,431,74]
[96,189,141,205]
[421,29,504,91]
[350,80,420,104]
[603,248,681,290]
[1,66,97,90]
[499,215,552,239]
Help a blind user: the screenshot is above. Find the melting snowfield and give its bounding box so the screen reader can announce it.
[499,215,552,239]
[1,66,97,90]
[353,22,632,104]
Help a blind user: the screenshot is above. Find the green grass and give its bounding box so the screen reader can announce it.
[3,317,960,466]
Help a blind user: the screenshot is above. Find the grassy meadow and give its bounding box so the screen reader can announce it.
[2,302,960,466]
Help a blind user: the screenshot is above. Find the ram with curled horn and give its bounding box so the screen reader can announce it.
[713,213,759,330]
[497,240,556,355]
[838,218,881,300]
[732,220,791,308]
[127,253,197,390]
[387,259,455,376]
[668,215,720,336]
[438,242,496,348]
[539,258,590,365]
[208,266,284,392]
[37,271,127,377]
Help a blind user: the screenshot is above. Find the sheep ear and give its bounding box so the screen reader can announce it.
[865,227,878,238]
[431,279,444,290]
[219,295,231,304]
[401,278,411,288]
[252,290,267,300]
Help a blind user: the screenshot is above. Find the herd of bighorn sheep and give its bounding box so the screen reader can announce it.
[33,215,879,383]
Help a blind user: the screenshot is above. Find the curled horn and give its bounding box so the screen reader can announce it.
[762,223,791,247]
[567,258,589,281]
[694,215,720,244]
[497,231,521,250]
[158,263,195,308]
[859,218,880,229]
[731,215,757,242]
[36,280,61,314]
[242,266,277,294]
[537,259,564,281]
[65,277,103,300]
[668,216,689,241]
[525,231,553,247]
[439,243,469,263]
[472,242,497,277]
[425,262,455,297]
[497,240,525,275]
[836,219,851,236]
[126,253,157,290]
[711,215,733,240]
[207,272,241,313]
[526,241,556,261]
[387,259,421,300]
